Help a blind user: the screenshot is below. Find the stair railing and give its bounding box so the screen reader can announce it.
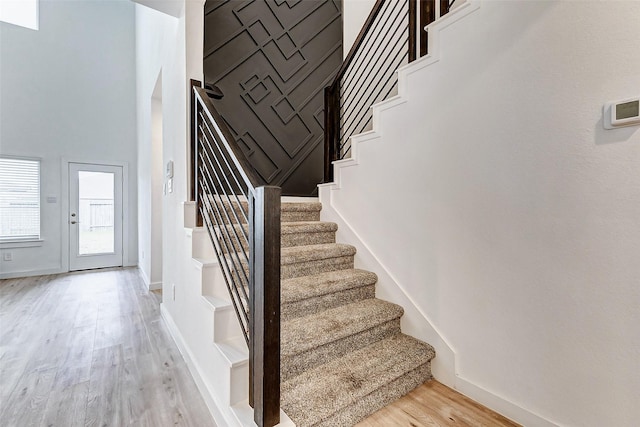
[190,80,281,427]
[324,0,454,182]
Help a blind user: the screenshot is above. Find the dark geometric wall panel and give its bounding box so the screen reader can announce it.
[204,0,342,196]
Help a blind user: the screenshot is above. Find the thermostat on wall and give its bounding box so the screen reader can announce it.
[604,96,640,129]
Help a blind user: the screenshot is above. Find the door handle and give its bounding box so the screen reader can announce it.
[70,221,77,224]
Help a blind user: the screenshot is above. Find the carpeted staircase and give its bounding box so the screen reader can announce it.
[211,199,435,425]
[269,201,436,426]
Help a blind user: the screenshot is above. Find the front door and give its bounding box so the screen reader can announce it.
[69,162,123,271]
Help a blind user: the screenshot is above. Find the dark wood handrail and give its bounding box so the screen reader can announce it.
[193,87,265,190]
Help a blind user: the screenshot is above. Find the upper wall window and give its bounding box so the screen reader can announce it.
[0,157,41,240]
[0,0,39,31]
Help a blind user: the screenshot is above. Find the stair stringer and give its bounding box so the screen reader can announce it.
[318,0,482,388]
[315,194,457,384]
[318,2,559,426]
[168,202,293,427]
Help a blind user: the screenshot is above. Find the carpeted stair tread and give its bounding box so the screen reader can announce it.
[281,202,322,222]
[211,199,320,211]
[281,334,435,427]
[201,197,436,426]
[281,202,322,212]
[224,243,356,284]
[281,221,337,234]
[281,243,355,264]
[218,221,336,235]
[281,269,377,321]
[281,298,402,357]
[282,269,377,303]
[226,243,355,269]
[208,200,322,224]
[217,221,337,252]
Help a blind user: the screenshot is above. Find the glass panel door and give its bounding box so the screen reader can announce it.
[78,171,115,255]
[69,163,123,271]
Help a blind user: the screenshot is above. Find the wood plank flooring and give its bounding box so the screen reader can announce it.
[356,380,520,427]
[0,268,216,427]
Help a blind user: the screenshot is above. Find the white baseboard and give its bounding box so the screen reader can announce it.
[148,281,162,291]
[160,304,238,427]
[0,267,64,280]
[138,266,151,286]
[137,266,161,290]
[455,377,559,427]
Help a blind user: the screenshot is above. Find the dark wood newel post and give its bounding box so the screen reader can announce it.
[252,186,281,427]
[323,86,334,183]
[323,82,340,183]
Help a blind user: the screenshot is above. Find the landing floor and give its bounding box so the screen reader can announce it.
[0,268,215,427]
[357,380,520,427]
[1,267,519,427]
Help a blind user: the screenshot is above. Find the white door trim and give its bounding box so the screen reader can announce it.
[61,158,131,272]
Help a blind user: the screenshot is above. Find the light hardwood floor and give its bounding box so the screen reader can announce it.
[1,268,519,427]
[0,268,215,427]
[356,380,520,427]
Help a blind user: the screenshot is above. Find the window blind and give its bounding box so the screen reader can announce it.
[0,158,40,239]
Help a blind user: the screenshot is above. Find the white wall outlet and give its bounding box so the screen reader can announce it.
[3,252,13,261]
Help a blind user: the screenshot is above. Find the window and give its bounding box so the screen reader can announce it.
[0,158,40,240]
[0,0,39,31]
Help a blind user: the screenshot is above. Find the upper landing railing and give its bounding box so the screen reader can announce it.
[324,0,454,182]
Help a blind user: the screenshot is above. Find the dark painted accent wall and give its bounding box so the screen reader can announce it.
[204,0,342,196]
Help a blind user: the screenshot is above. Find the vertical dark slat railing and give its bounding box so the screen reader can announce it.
[190,81,281,427]
[323,0,410,182]
[409,0,417,62]
[420,0,434,57]
[323,0,457,182]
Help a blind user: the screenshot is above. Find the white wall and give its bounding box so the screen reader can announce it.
[134,0,186,303]
[138,71,164,289]
[322,1,640,426]
[0,0,38,30]
[136,2,246,423]
[0,0,137,277]
[343,0,376,58]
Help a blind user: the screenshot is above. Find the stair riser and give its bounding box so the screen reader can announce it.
[210,209,321,225]
[217,231,249,254]
[213,307,245,343]
[282,285,375,321]
[229,254,354,285]
[281,319,401,382]
[217,230,336,253]
[206,201,248,225]
[316,362,433,427]
[201,263,229,300]
[282,256,354,280]
[192,231,215,259]
[283,231,335,248]
[204,200,320,224]
[282,211,320,222]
